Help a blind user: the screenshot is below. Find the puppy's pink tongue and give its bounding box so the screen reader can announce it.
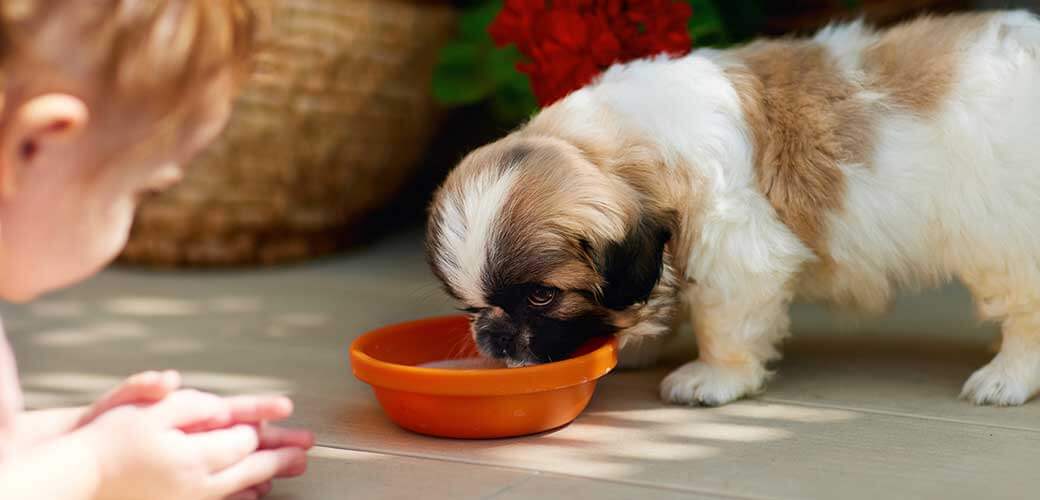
[419,357,509,370]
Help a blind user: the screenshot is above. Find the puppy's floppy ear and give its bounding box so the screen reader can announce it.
[598,211,673,310]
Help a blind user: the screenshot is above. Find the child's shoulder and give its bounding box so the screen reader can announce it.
[0,316,22,456]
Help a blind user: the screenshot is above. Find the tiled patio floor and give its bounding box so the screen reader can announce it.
[6,231,1038,500]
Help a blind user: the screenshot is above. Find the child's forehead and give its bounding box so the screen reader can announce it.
[3,0,257,98]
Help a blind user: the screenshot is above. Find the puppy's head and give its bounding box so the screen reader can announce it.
[426,135,678,366]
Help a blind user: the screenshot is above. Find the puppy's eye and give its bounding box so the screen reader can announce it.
[528,286,558,308]
[458,307,483,314]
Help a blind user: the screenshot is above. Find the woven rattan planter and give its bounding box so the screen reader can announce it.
[120,0,455,267]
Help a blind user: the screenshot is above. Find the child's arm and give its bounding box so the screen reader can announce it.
[13,407,83,447]
[11,370,180,451]
[0,390,310,500]
[0,325,22,462]
[0,430,102,500]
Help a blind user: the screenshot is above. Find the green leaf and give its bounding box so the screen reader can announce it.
[432,42,497,104]
[486,44,520,76]
[458,0,504,42]
[686,0,730,47]
[432,0,515,107]
[490,73,538,125]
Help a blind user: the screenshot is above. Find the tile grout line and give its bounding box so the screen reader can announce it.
[480,475,537,500]
[308,443,781,500]
[759,396,1040,434]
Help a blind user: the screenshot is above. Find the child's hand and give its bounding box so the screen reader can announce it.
[77,389,310,500]
[77,370,182,427]
[9,370,181,454]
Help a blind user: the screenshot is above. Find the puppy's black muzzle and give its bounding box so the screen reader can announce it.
[473,315,523,359]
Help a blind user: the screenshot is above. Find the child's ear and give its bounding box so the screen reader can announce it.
[0,94,88,198]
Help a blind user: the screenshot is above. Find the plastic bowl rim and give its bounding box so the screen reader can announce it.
[349,315,618,396]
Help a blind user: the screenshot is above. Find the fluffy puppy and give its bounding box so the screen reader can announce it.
[426,10,1040,406]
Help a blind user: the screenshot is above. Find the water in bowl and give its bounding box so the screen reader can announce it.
[418,357,508,370]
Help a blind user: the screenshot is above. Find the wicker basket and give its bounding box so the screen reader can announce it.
[119,0,455,267]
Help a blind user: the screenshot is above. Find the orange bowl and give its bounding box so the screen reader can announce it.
[349,315,618,439]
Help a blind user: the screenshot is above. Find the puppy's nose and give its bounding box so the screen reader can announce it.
[475,315,519,358]
[485,328,516,357]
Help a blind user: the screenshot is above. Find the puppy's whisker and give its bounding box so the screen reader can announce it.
[446,334,476,360]
[451,338,467,359]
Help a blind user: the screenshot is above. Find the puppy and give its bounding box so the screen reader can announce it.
[425,11,1040,406]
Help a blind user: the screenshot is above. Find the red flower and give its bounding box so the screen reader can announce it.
[489,0,548,55]
[489,0,694,107]
[615,0,693,57]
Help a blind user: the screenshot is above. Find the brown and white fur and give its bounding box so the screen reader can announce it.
[426,11,1040,406]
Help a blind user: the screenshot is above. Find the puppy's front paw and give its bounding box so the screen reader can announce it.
[660,360,766,406]
[961,355,1040,406]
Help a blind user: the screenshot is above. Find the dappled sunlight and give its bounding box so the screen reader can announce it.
[208,296,263,314]
[22,389,94,409]
[275,312,330,329]
[482,443,641,477]
[46,294,268,318]
[266,312,332,338]
[663,422,792,442]
[409,393,869,484]
[582,406,715,425]
[330,355,874,485]
[714,402,857,423]
[20,372,154,409]
[31,321,151,347]
[19,370,297,410]
[104,296,203,316]
[539,423,721,461]
[180,371,294,395]
[606,440,718,461]
[550,418,788,446]
[22,371,124,393]
[144,337,206,354]
[28,300,87,318]
[544,421,634,442]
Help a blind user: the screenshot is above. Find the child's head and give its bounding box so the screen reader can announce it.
[0,0,260,301]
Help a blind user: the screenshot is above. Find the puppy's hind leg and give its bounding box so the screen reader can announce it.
[960,270,1040,406]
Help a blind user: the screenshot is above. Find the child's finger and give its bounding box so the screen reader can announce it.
[210,447,307,496]
[224,395,293,424]
[190,424,259,472]
[176,395,295,433]
[257,425,314,451]
[251,481,273,497]
[79,370,180,425]
[148,389,230,429]
[104,370,177,402]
